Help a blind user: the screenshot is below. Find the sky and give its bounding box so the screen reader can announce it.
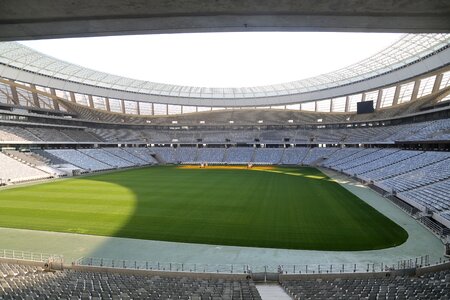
[20,32,404,88]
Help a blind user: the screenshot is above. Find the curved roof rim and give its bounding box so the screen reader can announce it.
[0,34,449,99]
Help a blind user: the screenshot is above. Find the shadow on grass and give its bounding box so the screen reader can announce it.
[75,166,408,253]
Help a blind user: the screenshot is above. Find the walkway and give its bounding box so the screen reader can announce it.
[256,284,292,300]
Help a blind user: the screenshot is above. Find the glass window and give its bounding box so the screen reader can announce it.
[168,105,182,115]
[92,96,106,110]
[37,94,55,109]
[124,101,138,114]
[182,106,197,113]
[0,82,13,104]
[301,101,315,111]
[364,90,379,108]
[348,94,363,112]
[380,86,396,108]
[316,99,331,112]
[417,75,436,97]
[15,87,34,107]
[139,102,152,115]
[331,97,346,112]
[286,103,300,110]
[54,89,71,100]
[109,98,123,113]
[74,93,89,106]
[197,107,211,112]
[439,71,450,90]
[398,82,414,104]
[153,103,167,115]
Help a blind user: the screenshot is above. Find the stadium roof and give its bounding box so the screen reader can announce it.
[0,34,449,101]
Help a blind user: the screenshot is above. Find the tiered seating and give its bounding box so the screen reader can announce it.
[252,148,283,164]
[60,129,104,142]
[103,148,148,165]
[3,150,48,166]
[79,148,135,168]
[302,148,338,165]
[362,151,449,181]
[0,152,51,183]
[0,125,41,142]
[0,263,261,300]
[26,127,74,142]
[89,128,144,142]
[358,150,423,180]
[398,179,450,212]
[280,147,309,164]
[124,148,158,164]
[282,269,450,299]
[440,211,450,222]
[225,147,254,164]
[176,147,198,163]
[322,148,365,168]
[201,131,230,143]
[46,149,113,171]
[342,149,401,175]
[379,158,450,192]
[150,147,177,163]
[328,148,381,172]
[404,119,450,141]
[259,130,287,143]
[196,148,225,163]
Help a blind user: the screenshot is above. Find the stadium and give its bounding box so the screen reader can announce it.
[0,1,450,299]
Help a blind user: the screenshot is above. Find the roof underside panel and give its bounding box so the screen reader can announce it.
[0,34,449,101]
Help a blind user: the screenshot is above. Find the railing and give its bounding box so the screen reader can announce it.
[0,249,61,263]
[74,255,436,275]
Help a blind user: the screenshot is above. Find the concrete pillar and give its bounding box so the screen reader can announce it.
[392,85,400,106]
[375,89,383,109]
[8,80,20,105]
[121,99,126,114]
[49,88,60,110]
[411,79,420,101]
[136,101,141,115]
[88,95,94,108]
[30,84,41,108]
[433,73,443,93]
[105,97,111,112]
[69,91,76,102]
[344,96,350,112]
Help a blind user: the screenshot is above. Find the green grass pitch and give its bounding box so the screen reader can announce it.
[0,166,407,251]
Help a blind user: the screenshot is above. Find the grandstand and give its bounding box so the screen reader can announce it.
[0,8,449,298]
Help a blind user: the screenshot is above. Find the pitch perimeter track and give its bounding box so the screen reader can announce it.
[0,167,445,268]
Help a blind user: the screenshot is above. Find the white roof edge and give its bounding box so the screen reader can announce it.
[0,34,449,99]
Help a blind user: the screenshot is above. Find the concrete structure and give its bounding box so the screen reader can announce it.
[0,0,449,41]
